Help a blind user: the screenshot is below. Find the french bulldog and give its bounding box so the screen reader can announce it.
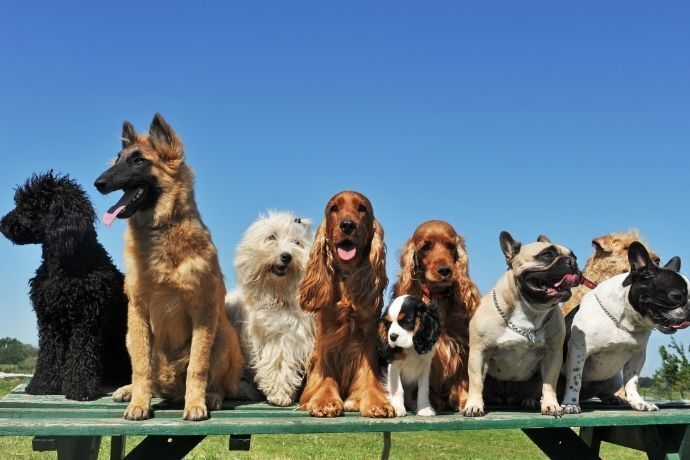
[463,232,581,417]
[561,242,689,413]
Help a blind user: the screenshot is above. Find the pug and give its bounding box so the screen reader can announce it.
[561,242,690,414]
[463,232,581,417]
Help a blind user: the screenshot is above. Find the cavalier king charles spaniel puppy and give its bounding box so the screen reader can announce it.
[393,220,481,411]
[299,191,394,418]
[378,295,441,416]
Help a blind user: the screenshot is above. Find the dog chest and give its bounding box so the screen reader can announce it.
[487,331,547,381]
[581,334,649,382]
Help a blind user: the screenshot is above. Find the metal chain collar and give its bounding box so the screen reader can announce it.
[492,289,555,343]
[594,293,635,334]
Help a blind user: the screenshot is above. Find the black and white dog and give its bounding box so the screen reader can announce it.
[562,242,690,413]
[378,295,440,416]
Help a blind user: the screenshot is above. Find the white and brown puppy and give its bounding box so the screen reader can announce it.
[464,232,581,417]
[562,243,689,414]
[226,211,315,406]
[378,295,441,416]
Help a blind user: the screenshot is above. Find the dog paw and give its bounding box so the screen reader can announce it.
[206,393,223,411]
[361,402,396,418]
[112,385,132,403]
[308,400,344,417]
[343,399,359,412]
[541,400,563,417]
[629,400,659,412]
[521,397,540,410]
[267,394,293,407]
[417,406,436,417]
[463,400,485,417]
[561,404,581,414]
[183,403,209,421]
[392,403,407,417]
[124,403,151,421]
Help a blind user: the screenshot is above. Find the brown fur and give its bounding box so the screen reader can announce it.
[299,191,394,418]
[393,220,481,411]
[110,114,243,421]
[561,229,660,316]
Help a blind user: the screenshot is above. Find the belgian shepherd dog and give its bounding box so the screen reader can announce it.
[94,113,242,421]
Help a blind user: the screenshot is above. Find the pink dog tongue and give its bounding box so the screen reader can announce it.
[103,189,138,227]
[672,321,690,329]
[554,273,581,289]
[337,247,357,261]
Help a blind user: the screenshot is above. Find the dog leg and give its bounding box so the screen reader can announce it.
[123,302,153,421]
[561,329,587,415]
[26,325,65,395]
[463,344,488,417]
[304,376,344,417]
[540,340,563,417]
[448,366,470,411]
[416,362,436,417]
[388,362,407,417]
[182,308,219,421]
[112,384,132,403]
[62,319,103,401]
[624,351,658,411]
[354,344,395,418]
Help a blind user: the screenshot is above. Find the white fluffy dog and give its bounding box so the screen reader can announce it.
[226,211,315,406]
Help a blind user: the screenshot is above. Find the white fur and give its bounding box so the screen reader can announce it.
[225,211,315,407]
[562,273,690,414]
[385,295,436,417]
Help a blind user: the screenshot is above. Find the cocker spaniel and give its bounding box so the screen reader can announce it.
[299,191,394,418]
[393,220,481,411]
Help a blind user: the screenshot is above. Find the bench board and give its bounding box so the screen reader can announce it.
[1,384,688,437]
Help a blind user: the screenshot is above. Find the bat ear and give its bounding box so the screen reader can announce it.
[664,256,681,272]
[499,231,521,264]
[537,234,551,243]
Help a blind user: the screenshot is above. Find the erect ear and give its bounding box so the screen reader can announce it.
[149,113,176,145]
[628,241,655,273]
[149,113,183,162]
[592,235,613,255]
[664,256,681,272]
[537,234,552,243]
[122,121,137,148]
[499,231,521,264]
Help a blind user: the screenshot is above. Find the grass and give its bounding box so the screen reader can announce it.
[0,377,647,459]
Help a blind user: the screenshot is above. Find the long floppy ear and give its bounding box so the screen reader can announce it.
[368,219,388,307]
[394,238,420,297]
[122,121,137,148]
[149,113,184,162]
[453,235,482,315]
[298,220,334,311]
[377,319,394,362]
[413,302,440,355]
[45,182,96,258]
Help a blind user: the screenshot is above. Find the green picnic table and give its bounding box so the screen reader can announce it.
[0,384,688,459]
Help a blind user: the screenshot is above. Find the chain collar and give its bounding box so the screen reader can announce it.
[492,289,555,343]
[594,293,636,334]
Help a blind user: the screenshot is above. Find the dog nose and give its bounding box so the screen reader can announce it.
[389,333,399,342]
[437,266,452,277]
[280,252,292,264]
[340,220,356,235]
[94,177,108,193]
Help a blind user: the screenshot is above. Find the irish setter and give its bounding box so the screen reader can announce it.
[299,191,394,418]
[393,220,480,411]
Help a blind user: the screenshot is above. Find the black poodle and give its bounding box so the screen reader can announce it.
[0,172,131,400]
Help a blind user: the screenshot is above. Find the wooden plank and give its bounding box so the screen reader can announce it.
[523,428,600,460]
[228,434,251,451]
[124,435,205,460]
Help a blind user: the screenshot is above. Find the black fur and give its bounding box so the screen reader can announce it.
[0,172,131,400]
[412,300,441,355]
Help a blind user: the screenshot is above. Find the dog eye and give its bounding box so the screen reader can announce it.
[267,235,276,242]
[293,240,302,246]
[329,205,338,213]
[539,251,555,261]
[358,204,367,214]
[421,243,431,253]
[133,157,145,165]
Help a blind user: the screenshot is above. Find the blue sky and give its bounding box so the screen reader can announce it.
[1,1,688,375]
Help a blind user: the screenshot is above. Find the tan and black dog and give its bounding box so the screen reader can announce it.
[463,232,581,417]
[94,113,243,421]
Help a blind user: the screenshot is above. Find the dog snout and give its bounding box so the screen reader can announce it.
[280,252,292,264]
[437,266,452,277]
[94,175,109,194]
[389,333,399,342]
[340,220,356,235]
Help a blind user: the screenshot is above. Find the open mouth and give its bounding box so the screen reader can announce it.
[103,185,148,226]
[525,272,581,298]
[656,320,690,334]
[336,240,357,262]
[270,264,289,277]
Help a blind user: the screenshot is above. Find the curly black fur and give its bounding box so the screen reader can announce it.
[0,172,131,400]
[413,301,441,355]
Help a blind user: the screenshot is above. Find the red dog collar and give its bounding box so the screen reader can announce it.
[581,277,598,289]
[421,285,450,304]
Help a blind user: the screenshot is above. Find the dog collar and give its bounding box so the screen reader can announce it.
[594,293,636,334]
[582,277,598,289]
[421,285,450,304]
[492,289,555,343]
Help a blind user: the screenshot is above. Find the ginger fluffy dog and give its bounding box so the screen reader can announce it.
[393,220,481,411]
[226,211,315,406]
[299,191,394,418]
[94,113,242,421]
